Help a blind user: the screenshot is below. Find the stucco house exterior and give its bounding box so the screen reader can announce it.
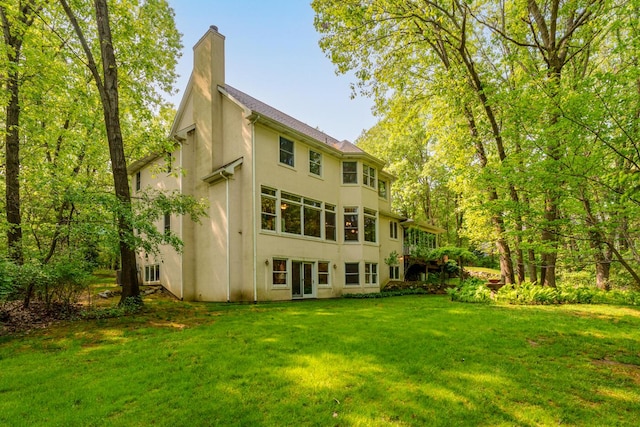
[129,26,442,302]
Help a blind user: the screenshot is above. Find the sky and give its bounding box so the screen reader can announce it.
[166,0,377,143]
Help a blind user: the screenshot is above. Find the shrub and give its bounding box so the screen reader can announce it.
[446,278,491,303]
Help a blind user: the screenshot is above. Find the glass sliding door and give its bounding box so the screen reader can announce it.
[292,261,314,299]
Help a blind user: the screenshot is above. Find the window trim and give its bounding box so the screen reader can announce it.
[390,221,399,240]
[343,207,359,242]
[135,171,141,192]
[389,265,400,280]
[365,263,378,286]
[144,264,160,283]
[378,179,388,199]
[164,213,171,235]
[325,204,336,241]
[364,208,377,243]
[363,164,376,189]
[345,262,360,286]
[342,161,358,184]
[318,261,330,287]
[309,149,322,177]
[261,186,278,232]
[279,136,295,168]
[272,258,289,287]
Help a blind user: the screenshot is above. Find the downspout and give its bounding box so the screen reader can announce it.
[251,115,260,303]
[179,144,184,300]
[220,170,230,303]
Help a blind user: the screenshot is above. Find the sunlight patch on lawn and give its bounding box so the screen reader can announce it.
[596,386,640,402]
[284,353,384,391]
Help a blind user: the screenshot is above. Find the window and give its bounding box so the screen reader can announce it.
[164,213,171,235]
[364,208,377,243]
[135,171,141,192]
[378,180,387,199]
[303,198,322,237]
[365,263,378,285]
[318,262,330,286]
[342,161,357,184]
[279,137,294,167]
[325,204,336,241]
[261,187,277,231]
[144,264,160,282]
[272,259,288,286]
[390,265,400,280]
[309,150,322,176]
[345,262,359,285]
[363,165,376,188]
[390,221,398,239]
[166,152,172,173]
[281,192,302,234]
[344,207,359,241]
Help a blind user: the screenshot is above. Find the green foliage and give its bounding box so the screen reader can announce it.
[446,278,492,303]
[383,250,399,266]
[343,288,427,298]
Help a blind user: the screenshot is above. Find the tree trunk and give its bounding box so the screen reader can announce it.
[92,0,140,303]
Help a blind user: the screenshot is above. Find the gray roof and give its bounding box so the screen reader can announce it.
[224,84,364,154]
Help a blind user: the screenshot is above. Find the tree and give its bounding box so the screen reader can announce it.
[0,0,43,264]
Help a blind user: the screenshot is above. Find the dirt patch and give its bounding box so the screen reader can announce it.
[0,301,80,335]
[593,358,640,384]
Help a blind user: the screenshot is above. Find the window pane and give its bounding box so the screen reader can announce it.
[342,161,357,184]
[304,206,321,237]
[344,207,358,241]
[378,180,387,199]
[281,201,301,234]
[364,210,376,243]
[345,263,359,285]
[279,137,294,166]
[309,150,322,175]
[273,259,287,285]
[261,188,277,231]
[318,262,329,285]
[325,211,336,241]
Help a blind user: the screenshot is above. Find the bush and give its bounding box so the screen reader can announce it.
[446,278,491,303]
[0,258,90,309]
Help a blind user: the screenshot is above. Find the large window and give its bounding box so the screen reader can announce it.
[363,164,376,188]
[378,180,387,199]
[365,263,378,285]
[325,204,336,241]
[303,198,322,237]
[279,136,294,167]
[272,259,288,286]
[344,207,359,241]
[318,262,330,286]
[364,208,377,243]
[281,192,302,234]
[309,150,322,176]
[144,264,160,282]
[342,161,357,184]
[345,262,359,286]
[261,187,277,231]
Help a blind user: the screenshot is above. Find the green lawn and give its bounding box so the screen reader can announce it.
[1,295,639,426]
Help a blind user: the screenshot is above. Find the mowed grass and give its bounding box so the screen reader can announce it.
[1,296,639,426]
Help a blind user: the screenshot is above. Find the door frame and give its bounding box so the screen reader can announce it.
[291,261,315,299]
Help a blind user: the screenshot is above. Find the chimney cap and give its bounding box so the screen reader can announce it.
[210,25,219,32]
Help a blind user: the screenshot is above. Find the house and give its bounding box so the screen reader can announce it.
[129,26,441,302]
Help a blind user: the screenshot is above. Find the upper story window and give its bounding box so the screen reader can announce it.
[164,213,171,235]
[303,198,322,238]
[281,192,302,234]
[378,180,388,199]
[135,171,141,192]
[309,150,322,176]
[325,204,336,241]
[344,207,359,242]
[363,165,376,188]
[166,152,172,173]
[261,186,277,231]
[342,161,357,184]
[364,208,377,243]
[390,221,399,239]
[279,137,294,167]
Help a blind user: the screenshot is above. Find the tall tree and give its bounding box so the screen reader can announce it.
[0,0,42,263]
